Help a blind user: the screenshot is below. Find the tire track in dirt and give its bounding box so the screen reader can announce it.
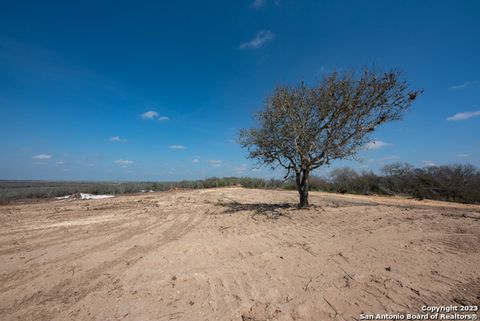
[1,210,206,321]
[0,201,212,292]
[0,215,156,291]
[1,188,479,321]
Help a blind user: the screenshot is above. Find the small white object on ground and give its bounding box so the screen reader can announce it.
[56,193,115,200]
[55,195,71,200]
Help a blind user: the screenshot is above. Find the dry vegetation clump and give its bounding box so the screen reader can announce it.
[301,163,480,204]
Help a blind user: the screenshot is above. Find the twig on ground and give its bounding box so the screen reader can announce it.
[340,267,355,280]
[323,297,338,317]
[158,312,184,320]
[303,277,313,291]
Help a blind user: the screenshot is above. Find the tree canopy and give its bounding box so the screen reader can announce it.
[239,69,422,207]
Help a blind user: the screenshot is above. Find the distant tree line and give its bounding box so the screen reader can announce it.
[1,163,479,204]
[150,177,282,191]
[286,163,480,204]
[0,181,156,203]
[0,178,282,203]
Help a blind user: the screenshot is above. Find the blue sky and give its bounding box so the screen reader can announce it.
[0,0,479,181]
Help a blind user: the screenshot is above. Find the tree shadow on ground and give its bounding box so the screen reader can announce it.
[216,201,298,219]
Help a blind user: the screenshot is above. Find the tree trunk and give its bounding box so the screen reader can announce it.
[296,169,310,208]
[299,186,309,207]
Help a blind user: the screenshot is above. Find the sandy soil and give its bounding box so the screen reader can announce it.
[0,187,479,321]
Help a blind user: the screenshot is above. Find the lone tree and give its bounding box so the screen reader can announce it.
[239,69,421,207]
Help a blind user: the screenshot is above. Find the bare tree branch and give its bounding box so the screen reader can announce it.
[239,68,422,207]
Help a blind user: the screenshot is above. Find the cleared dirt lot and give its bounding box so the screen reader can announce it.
[0,187,479,321]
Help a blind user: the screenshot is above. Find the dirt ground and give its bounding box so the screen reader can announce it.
[0,187,479,321]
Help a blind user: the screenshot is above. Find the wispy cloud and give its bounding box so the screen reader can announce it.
[234,165,247,174]
[192,158,200,163]
[114,159,133,167]
[446,110,480,121]
[364,140,392,150]
[450,81,477,90]
[32,154,52,160]
[423,160,437,167]
[141,110,170,122]
[141,110,159,119]
[240,30,275,49]
[250,0,266,9]
[457,153,470,158]
[208,160,222,167]
[109,136,127,142]
[56,160,65,165]
[168,145,186,150]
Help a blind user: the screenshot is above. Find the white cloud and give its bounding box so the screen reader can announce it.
[114,159,133,167]
[32,154,52,160]
[364,140,392,150]
[56,160,65,165]
[240,30,275,49]
[423,160,437,167]
[169,145,186,150]
[208,160,222,167]
[141,110,159,119]
[234,165,247,174]
[250,0,266,9]
[141,111,170,122]
[192,158,200,163]
[450,81,477,90]
[251,168,261,172]
[446,110,480,121]
[457,153,470,158]
[109,136,127,142]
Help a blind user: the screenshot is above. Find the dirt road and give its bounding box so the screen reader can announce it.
[0,188,479,320]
